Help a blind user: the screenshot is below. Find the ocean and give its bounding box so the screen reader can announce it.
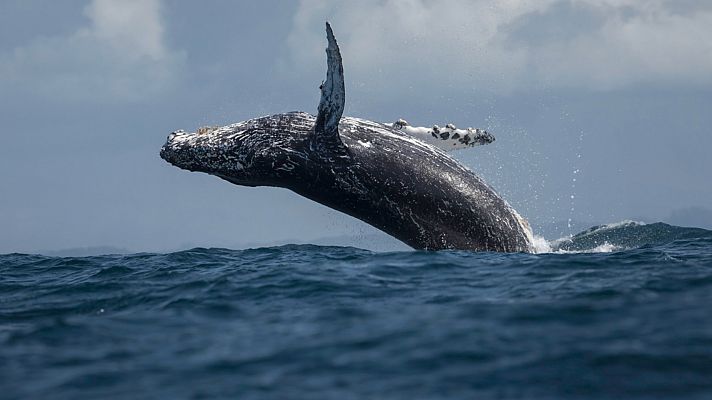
[2,221,712,399]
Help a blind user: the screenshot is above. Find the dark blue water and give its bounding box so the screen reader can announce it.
[2,222,712,399]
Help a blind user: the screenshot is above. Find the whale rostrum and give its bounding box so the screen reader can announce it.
[160,22,534,252]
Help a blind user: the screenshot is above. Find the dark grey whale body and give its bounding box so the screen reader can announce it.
[160,23,533,252]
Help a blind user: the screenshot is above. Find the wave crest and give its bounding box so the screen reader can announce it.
[536,221,711,254]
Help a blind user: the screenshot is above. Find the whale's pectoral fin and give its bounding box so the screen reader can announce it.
[385,119,495,151]
[313,22,346,152]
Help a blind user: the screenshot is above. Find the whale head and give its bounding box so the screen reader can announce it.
[160,114,310,187]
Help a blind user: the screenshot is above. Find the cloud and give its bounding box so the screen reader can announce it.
[0,0,185,102]
[286,0,712,92]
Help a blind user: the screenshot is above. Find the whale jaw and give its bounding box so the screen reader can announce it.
[160,130,218,173]
[159,118,309,188]
[160,128,249,178]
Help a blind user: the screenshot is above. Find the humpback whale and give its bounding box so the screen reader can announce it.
[161,23,534,252]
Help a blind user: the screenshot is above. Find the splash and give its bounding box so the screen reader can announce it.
[530,234,553,254]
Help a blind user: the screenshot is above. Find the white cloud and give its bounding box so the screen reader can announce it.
[286,0,712,92]
[0,0,185,102]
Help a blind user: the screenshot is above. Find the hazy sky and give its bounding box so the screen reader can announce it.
[1,0,711,253]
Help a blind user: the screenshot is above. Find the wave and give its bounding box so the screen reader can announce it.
[541,220,712,254]
[5,222,711,259]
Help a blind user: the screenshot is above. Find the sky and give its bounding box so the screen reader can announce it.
[1,0,711,253]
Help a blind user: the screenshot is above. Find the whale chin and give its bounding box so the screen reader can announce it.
[215,174,258,188]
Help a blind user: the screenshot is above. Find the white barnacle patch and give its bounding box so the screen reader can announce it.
[167,129,190,142]
[345,117,437,155]
[383,119,495,152]
[228,130,249,139]
[357,140,372,148]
